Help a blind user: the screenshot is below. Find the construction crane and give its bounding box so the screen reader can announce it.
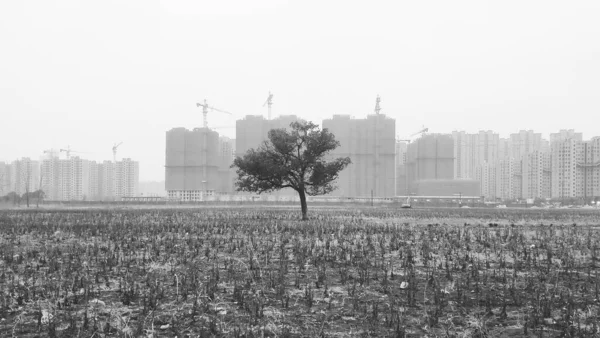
[374,95,382,114]
[397,127,428,144]
[411,126,428,137]
[196,99,232,129]
[43,149,59,159]
[59,146,88,159]
[113,142,123,162]
[263,91,274,120]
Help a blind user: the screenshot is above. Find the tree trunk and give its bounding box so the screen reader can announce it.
[298,188,308,221]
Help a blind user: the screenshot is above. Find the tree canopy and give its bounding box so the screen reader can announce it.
[233,121,351,220]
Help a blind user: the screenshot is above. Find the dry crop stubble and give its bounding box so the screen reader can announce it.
[0,207,599,336]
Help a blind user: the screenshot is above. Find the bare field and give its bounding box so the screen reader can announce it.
[0,207,599,337]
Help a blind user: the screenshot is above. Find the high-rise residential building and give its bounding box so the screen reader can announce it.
[99,160,116,200]
[511,160,523,200]
[453,131,499,192]
[42,155,102,201]
[116,158,139,198]
[522,151,551,199]
[234,115,303,197]
[550,129,583,145]
[9,158,40,195]
[498,138,511,160]
[576,137,600,201]
[322,114,396,197]
[406,133,454,193]
[0,161,8,195]
[510,130,544,160]
[5,153,136,202]
[476,162,497,199]
[452,131,472,179]
[551,138,578,199]
[395,141,408,195]
[41,152,61,200]
[217,136,235,193]
[165,127,223,201]
[496,159,515,200]
[88,161,99,200]
[476,131,499,168]
[236,115,303,157]
[550,130,583,200]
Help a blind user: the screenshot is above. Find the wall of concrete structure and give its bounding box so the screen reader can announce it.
[7,158,40,195]
[323,114,395,197]
[395,141,408,196]
[551,138,578,198]
[407,134,454,193]
[165,127,222,192]
[495,159,514,200]
[235,115,302,157]
[0,162,8,195]
[235,115,303,197]
[576,138,600,200]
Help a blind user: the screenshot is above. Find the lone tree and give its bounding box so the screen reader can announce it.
[233,121,351,220]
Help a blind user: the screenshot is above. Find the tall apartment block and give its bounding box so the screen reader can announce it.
[87,161,99,200]
[453,131,501,198]
[498,138,511,160]
[0,161,9,195]
[550,130,582,199]
[217,136,235,193]
[452,131,472,180]
[576,137,600,200]
[116,158,139,198]
[453,131,499,180]
[406,134,455,192]
[8,158,40,195]
[40,154,138,201]
[235,115,303,156]
[496,159,515,200]
[395,141,408,196]
[99,161,116,200]
[165,127,234,201]
[510,130,544,160]
[322,114,396,197]
[522,151,551,199]
[235,115,304,197]
[476,162,497,199]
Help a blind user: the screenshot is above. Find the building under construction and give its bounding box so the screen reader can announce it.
[405,133,481,196]
[235,115,303,196]
[235,115,303,156]
[322,114,396,197]
[165,127,234,201]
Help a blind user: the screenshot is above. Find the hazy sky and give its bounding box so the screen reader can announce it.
[1,0,599,181]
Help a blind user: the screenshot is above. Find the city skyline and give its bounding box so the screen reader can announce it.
[1,118,599,183]
[2,1,599,181]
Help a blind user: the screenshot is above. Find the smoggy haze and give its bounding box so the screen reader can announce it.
[1,0,599,181]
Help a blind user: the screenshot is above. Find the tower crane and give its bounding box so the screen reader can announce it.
[112,142,123,162]
[411,126,428,137]
[263,91,274,120]
[196,99,232,129]
[374,95,382,114]
[59,146,88,159]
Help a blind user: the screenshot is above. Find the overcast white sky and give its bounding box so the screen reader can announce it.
[1,0,599,181]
